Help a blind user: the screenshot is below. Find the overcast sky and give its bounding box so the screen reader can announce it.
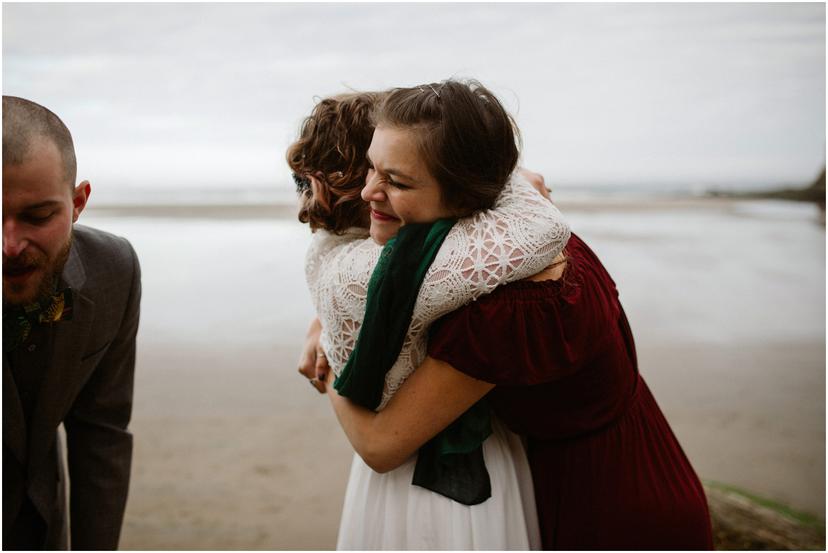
[3,2,825,199]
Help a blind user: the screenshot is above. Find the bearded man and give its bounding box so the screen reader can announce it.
[3,96,141,550]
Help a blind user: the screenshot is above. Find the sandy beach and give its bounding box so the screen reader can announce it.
[120,345,354,550]
[116,341,824,550]
[78,197,824,550]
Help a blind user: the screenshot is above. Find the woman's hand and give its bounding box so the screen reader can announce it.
[517,167,552,201]
[298,317,329,393]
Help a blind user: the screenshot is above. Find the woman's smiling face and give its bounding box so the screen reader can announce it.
[361,126,454,245]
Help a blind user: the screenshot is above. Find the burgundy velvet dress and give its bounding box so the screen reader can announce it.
[428,233,713,550]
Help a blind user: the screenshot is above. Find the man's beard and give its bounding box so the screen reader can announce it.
[3,233,73,307]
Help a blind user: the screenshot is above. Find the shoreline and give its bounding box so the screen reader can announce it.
[84,195,825,220]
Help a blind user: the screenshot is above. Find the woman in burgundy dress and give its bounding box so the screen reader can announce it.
[318,81,713,549]
[426,232,713,549]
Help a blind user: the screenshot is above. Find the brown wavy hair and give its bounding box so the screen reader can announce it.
[373,79,520,215]
[287,91,383,233]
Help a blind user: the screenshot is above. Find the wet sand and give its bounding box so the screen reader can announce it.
[117,339,824,550]
[121,345,354,550]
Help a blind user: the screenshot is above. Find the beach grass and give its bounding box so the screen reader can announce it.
[705,480,825,530]
[704,480,825,550]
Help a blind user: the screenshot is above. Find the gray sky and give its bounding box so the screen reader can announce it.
[3,2,825,199]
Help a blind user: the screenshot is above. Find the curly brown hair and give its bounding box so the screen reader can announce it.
[287,91,384,233]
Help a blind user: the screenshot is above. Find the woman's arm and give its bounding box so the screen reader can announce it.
[322,355,494,473]
[370,173,569,408]
[426,171,568,292]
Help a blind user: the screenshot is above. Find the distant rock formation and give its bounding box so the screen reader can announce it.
[707,167,826,210]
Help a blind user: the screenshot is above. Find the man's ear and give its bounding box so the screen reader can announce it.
[72,180,91,222]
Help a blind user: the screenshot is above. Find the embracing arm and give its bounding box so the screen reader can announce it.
[322,356,494,473]
[517,167,552,201]
[373,172,569,405]
[434,170,569,289]
[411,171,569,327]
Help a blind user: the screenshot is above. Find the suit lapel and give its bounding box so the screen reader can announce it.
[3,355,27,466]
[28,239,96,472]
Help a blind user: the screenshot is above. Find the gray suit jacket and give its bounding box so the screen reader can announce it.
[3,224,141,550]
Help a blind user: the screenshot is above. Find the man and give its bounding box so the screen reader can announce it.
[3,96,141,550]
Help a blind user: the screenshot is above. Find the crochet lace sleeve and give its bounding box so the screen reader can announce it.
[305,227,379,380]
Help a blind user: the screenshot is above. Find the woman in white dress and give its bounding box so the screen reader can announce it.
[289,80,570,549]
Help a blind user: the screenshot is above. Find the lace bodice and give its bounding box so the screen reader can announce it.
[305,173,571,409]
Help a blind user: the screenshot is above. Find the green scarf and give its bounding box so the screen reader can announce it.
[334,219,493,506]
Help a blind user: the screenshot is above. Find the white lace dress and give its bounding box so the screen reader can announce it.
[305,173,571,550]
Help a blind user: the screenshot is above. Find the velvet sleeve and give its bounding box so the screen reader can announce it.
[428,237,622,386]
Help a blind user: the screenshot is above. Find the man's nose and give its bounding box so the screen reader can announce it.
[3,220,29,258]
[361,171,386,202]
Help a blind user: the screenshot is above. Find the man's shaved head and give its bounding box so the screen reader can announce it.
[3,96,77,188]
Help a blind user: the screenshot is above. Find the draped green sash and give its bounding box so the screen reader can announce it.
[334,219,493,505]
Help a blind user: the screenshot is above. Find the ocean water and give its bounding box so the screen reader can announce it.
[80,199,825,351]
[565,201,826,345]
[79,215,316,349]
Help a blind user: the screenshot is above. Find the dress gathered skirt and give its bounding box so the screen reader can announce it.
[336,417,541,550]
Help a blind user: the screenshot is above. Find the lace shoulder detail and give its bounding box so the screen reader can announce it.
[380,173,570,406]
[304,173,571,409]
